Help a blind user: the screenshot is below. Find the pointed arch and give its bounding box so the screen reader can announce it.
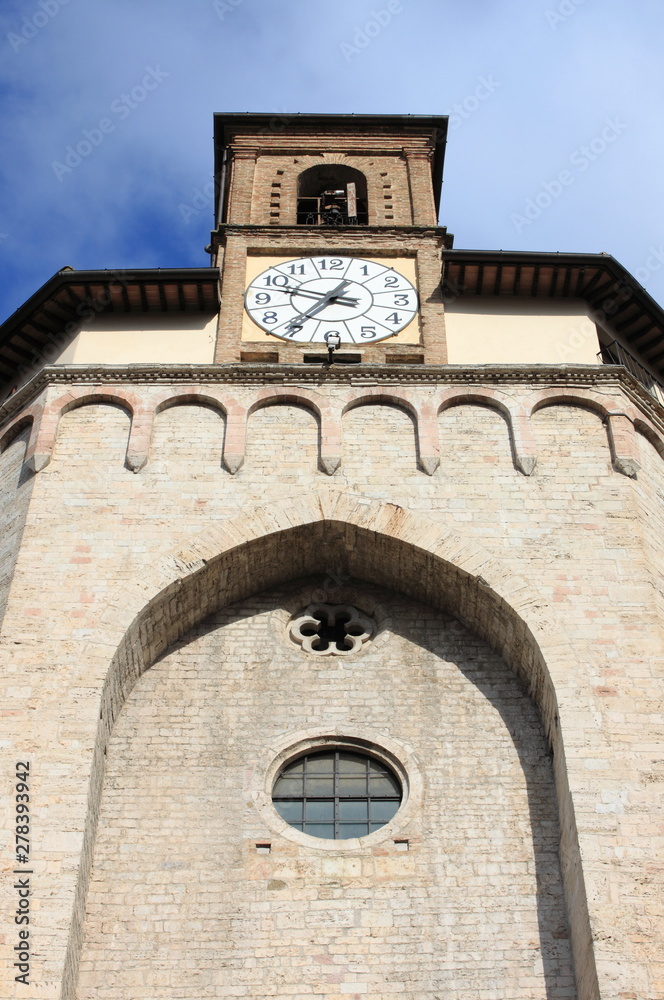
[61,490,599,1000]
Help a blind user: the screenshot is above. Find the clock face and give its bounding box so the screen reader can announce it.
[244,255,418,344]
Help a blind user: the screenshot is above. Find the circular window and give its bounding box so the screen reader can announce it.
[272,748,402,840]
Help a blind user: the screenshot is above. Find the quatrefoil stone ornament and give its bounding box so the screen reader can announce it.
[289,604,375,656]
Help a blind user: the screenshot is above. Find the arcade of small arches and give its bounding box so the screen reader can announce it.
[2,380,663,480]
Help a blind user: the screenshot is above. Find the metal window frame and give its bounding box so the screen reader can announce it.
[273,749,402,840]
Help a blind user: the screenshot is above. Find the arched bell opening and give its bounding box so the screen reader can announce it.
[297,164,368,226]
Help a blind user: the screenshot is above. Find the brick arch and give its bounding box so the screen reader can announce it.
[633,416,664,460]
[437,390,511,420]
[529,390,614,421]
[247,390,323,421]
[241,391,323,474]
[142,389,240,474]
[437,392,511,448]
[296,161,369,225]
[272,152,394,226]
[145,392,230,471]
[437,392,534,476]
[342,391,417,419]
[0,409,36,454]
[56,390,136,420]
[27,390,138,473]
[154,389,229,417]
[61,490,598,1000]
[529,390,636,476]
[245,393,322,474]
[341,393,426,473]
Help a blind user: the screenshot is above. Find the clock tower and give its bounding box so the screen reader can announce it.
[211,113,452,364]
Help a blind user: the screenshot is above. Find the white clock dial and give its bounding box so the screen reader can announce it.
[244,256,418,344]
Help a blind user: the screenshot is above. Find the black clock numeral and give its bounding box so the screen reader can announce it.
[386,312,401,325]
[384,275,398,286]
[394,294,410,306]
[287,263,305,275]
[263,311,278,324]
[284,323,303,337]
[255,292,271,305]
[264,274,289,287]
[319,258,344,270]
[360,326,377,339]
[360,265,369,275]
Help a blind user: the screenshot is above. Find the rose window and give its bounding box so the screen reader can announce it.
[289,604,375,656]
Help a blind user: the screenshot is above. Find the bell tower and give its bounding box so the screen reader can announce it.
[210,113,453,365]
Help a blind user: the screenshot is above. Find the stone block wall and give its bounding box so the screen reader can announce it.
[75,584,575,1000]
[0,425,34,627]
[0,365,663,999]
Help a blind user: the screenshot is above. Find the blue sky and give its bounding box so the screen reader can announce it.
[1,0,663,323]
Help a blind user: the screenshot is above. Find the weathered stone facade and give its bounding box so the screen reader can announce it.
[1,113,663,1000]
[77,585,575,1000]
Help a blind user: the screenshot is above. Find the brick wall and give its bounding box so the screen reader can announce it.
[224,121,439,228]
[213,230,449,365]
[250,152,414,227]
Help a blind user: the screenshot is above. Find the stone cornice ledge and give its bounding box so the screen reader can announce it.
[1,363,663,433]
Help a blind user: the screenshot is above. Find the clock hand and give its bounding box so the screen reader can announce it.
[326,279,351,300]
[291,296,339,324]
[291,280,352,324]
[283,285,358,305]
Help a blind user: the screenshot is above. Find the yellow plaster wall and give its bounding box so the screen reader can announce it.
[55,315,217,365]
[444,297,600,365]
